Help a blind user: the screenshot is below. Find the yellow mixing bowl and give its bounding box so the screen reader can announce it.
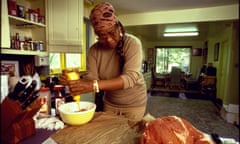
[58,101,96,125]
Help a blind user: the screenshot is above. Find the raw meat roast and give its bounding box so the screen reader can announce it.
[141,116,214,144]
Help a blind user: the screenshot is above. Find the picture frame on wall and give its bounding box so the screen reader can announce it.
[147,48,154,64]
[1,60,19,76]
[214,42,220,61]
[203,41,208,56]
[148,48,154,57]
[192,48,202,56]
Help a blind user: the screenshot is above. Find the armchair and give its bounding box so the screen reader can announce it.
[201,76,217,98]
[151,68,166,88]
[184,68,202,90]
[169,67,183,89]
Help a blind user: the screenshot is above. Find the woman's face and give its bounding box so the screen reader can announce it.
[95,25,121,49]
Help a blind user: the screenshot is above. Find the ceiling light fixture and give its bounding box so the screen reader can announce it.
[163,32,199,37]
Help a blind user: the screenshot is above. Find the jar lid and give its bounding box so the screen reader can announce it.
[54,85,65,90]
[39,87,50,92]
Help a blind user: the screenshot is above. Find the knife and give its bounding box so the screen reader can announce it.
[18,80,37,103]
[21,90,39,110]
[8,78,28,100]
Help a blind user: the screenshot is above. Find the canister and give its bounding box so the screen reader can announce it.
[38,87,51,115]
[39,41,44,51]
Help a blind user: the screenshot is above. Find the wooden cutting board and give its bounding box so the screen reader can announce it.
[50,112,141,144]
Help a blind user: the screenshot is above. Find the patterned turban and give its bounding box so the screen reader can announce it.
[90,2,117,32]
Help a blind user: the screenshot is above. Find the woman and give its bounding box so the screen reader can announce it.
[60,2,147,125]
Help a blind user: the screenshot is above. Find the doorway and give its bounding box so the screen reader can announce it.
[217,40,229,101]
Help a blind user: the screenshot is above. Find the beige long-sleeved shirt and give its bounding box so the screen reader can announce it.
[85,33,147,108]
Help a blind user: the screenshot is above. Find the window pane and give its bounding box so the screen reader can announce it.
[49,53,61,69]
[156,47,190,73]
[66,53,81,69]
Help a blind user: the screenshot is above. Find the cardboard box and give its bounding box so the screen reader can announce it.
[220,104,239,125]
[226,104,239,114]
[8,0,17,16]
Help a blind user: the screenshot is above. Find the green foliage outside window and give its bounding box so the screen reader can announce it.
[155,47,191,73]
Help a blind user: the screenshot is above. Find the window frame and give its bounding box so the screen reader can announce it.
[154,46,192,74]
[49,18,91,75]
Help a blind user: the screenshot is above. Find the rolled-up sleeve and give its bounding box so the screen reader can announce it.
[120,35,145,89]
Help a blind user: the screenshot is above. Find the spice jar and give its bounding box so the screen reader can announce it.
[38,87,51,115]
[53,85,66,116]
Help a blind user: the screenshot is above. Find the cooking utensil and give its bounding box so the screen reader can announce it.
[21,90,39,110]
[9,77,28,100]
[18,80,37,102]
[58,101,96,125]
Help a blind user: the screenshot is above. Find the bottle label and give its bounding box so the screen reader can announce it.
[39,96,48,114]
[55,98,65,115]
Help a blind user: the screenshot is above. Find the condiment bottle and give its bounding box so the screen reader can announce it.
[66,71,81,110]
[15,33,20,49]
[38,87,51,115]
[53,85,65,116]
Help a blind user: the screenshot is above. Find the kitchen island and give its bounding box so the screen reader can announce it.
[18,112,141,144]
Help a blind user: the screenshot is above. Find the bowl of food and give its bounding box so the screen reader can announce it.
[58,101,96,125]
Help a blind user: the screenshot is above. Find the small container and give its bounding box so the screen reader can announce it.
[38,87,51,115]
[29,10,34,22]
[25,8,29,20]
[17,5,25,18]
[8,0,17,16]
[15,33,20,50]
[39,41,44,51]
[53,85,66,116]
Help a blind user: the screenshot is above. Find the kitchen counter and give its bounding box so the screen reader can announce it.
[16,112,142,144]
[19,129,57,144]
[48,112,141,144]
[7,112,239,144]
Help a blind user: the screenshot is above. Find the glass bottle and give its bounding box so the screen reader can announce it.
[38,87,51,115]
[15,33,20,49]
[53,85,65,116]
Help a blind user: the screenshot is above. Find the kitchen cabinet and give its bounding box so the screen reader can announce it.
[1,0,48,56]
[143,72,152,91]
[1,0,10,48]
[47,0,83,53]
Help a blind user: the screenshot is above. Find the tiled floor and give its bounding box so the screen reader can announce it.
[145,95,239,141]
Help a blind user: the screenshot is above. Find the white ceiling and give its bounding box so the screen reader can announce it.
[92,0,238,15]
[86,0,238,41]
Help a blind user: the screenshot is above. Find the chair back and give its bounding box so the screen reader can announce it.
[169,67,182,83]
[195,68,202,81]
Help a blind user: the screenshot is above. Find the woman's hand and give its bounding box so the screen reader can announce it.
[59,73,69,86]
[59,69,93,95]
[59,69,78,86]
[68,79,93,96]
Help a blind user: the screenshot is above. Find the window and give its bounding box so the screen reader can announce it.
[49,53,61,70]
[49,18,90,74]
[65,54,81,68]
[155,46,191,73]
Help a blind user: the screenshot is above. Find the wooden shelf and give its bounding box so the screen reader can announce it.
[1,48,48,56]
[9,15,46,28]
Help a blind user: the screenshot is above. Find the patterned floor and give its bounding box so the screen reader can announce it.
[145,95,240,141]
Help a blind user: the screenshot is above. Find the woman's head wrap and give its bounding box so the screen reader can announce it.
[90,2,117,32]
